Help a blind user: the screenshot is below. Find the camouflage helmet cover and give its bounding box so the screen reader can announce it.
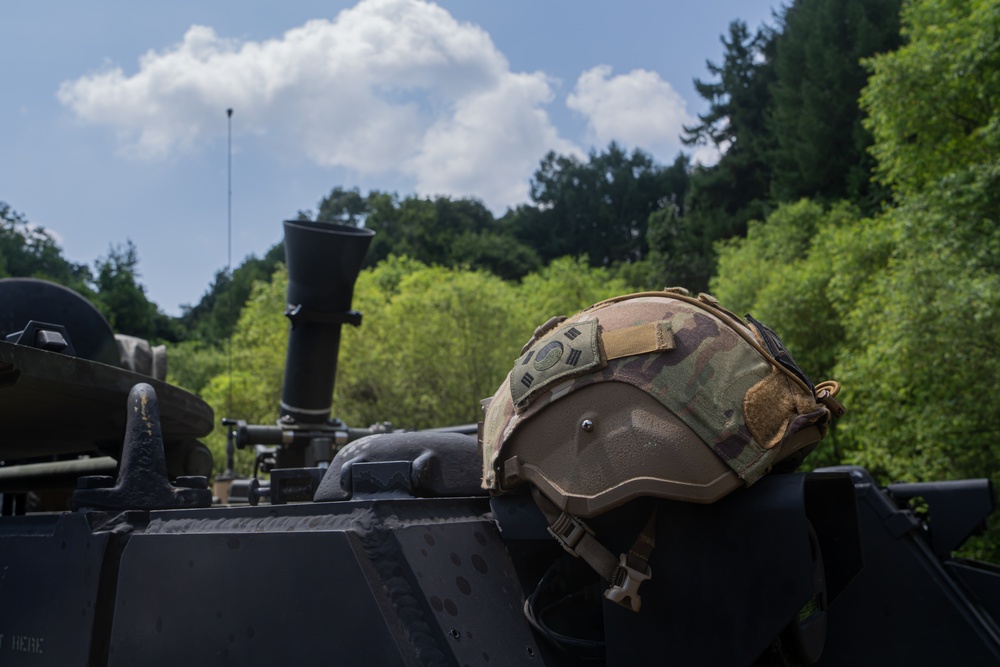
[481,290,833,517]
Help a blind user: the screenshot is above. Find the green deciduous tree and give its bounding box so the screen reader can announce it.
[312,186,368,227]
[842,0,1000,488]
[198,255,631,476]
[833,203,1000,485]
[166,340,228,395]
[0,202,92,290]
[337,256,630,431]
[200,264,290,474]
[517,256,630,326]
[711,199,869,467]
[861,0,1000,198]
[711,0,1000,548]
[449,231,541,281]
[338,264,524,430]
[515,143,689,268]
[92,241,176,341]
[304,188,542,280]
[178,243,285,343]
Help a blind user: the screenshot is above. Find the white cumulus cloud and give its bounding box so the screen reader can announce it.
[566,65,697,163]
[57,0,579,210]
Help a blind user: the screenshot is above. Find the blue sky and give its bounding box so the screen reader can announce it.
[1,0,781,316]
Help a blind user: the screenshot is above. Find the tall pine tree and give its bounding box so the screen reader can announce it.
[768,0,902,211]
[660,21,777,291]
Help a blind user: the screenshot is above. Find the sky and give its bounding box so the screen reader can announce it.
[1,0,782,316]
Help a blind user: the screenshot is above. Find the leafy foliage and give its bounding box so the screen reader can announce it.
[92,241,177,340]
[0,202,92,290]
[166,340,228,395]
[665,2,904,290]
[300,188,543,281]
[200,256,628,475]
[711,0,1000,557]
[178,242,285,342]
[861,0,1000,197]
[841,0,1000,487]
[712,199,871,467]
[199,265,290,474]
[514,143,689,267]
[310,186,368,227]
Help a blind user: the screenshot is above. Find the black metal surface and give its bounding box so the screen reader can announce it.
[226,420,374,449]
[0,341,213,459]
[315,431,487,501]
[390,504,545,666]
[268,466,325,504]
[5,320,77,356]
[888,478,995,557]
[71,384,211,512]
[0,456,117,494]
[0,513,111,666]
[490,492,553,540]
[815,466,1000,665]
[1,461,998,666]
[599,473,860,666]
[0,277,119,365]
[352,460,415,498]
[110,528,407,666]
[280,219,374,425]
[101,495,538,667]
[947,559,1000,623]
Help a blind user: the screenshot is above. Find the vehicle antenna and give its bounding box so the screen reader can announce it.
[226,107,235,475]
[227,108,233,413]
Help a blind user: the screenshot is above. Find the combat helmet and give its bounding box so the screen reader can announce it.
[480,288,843,612]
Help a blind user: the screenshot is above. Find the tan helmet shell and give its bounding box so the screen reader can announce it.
[499,382,744,518]
[481,290,831,517]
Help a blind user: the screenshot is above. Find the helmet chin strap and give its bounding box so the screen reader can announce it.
[530,487,657,612]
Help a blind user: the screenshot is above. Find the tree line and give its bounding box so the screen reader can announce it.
[709,0,999,557]
[1,0,908,348]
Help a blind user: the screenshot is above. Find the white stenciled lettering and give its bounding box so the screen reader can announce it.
[10,635,44,653]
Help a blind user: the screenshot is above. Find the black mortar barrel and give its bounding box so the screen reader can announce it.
[280,220,374,425]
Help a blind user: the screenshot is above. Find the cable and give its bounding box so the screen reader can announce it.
[523,561,606,662]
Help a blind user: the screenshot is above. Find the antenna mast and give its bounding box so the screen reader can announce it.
[227,108,233,419]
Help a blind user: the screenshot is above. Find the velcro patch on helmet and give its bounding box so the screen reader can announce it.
[510,319,603,412]
[601,321,674,360]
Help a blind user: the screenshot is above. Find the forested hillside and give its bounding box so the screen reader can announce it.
[708,0,999,555]
[3,0,998,554]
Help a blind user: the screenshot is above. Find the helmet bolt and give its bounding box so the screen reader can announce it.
[581,419,594,432]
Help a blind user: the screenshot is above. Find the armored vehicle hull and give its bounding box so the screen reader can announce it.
[1,220,998,665]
